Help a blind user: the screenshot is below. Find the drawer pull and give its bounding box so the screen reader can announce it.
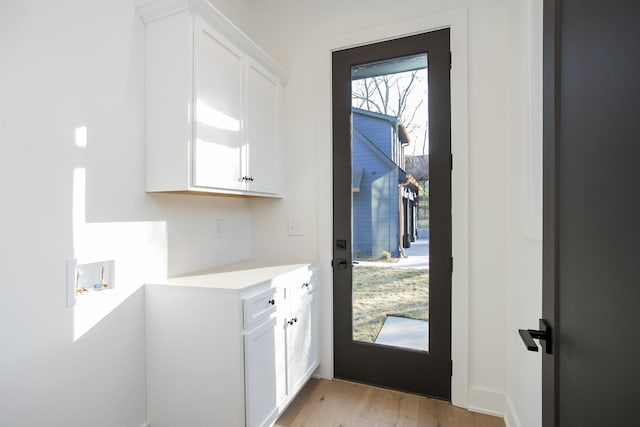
[287,317,298,326]
[302,282,310,288]
[268,299,275,305]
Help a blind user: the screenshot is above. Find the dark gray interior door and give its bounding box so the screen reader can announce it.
[543,1,640,425]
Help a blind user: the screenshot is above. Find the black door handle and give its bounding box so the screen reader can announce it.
[519,319,552,354]
[332,258,348,269]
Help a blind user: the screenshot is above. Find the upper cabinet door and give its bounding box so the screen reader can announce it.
[192,18,245,190]
[246,59,280,194]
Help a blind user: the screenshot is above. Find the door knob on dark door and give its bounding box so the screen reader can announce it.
[519,319,552,354]
[332,258,348,269]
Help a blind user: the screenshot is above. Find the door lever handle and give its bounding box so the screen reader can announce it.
[518,319,552,354]
[332,258,348,269]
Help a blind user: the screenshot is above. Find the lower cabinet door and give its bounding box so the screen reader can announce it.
[274,287,288,409]
[286,294,317,396]
[244,317,279,427]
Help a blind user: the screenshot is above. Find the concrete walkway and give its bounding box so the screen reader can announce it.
[356,238,429,269]
[375,316,429,351]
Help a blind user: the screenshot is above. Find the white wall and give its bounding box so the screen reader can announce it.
[246,0,532,417]
[0,0,253,425]
[505,2,544,427]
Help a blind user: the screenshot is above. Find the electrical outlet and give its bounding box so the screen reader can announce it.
[288,219,303,236]
[215,218,224,239]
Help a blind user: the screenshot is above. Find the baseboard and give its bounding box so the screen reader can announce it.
[467,386,505,418]
[503,395,522,427]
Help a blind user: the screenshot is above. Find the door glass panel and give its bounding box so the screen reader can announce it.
[351,54,430,352]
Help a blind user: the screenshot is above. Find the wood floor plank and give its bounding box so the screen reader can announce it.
[275,378,505,427]
[395,391,421,427]
[416,395,442,427]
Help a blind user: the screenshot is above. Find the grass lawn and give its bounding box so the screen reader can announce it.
[352,265,429,343]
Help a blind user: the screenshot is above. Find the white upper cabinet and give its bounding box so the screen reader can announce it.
[138,0,288,197]
[192,19,244,191]
[246,59,280,194]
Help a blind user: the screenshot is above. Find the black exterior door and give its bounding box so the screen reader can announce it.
[332,29,452,399]
[543,1,640,425]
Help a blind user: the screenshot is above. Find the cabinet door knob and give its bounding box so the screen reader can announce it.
[302,282,310,288]
[268,299,275,305]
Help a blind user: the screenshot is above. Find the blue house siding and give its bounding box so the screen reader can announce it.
[352,109,395,159]
[371,170,400,257]
[352,113,402,258]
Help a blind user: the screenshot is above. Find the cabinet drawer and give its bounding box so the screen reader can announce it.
[243,286,277,328]
[289,267,314,306]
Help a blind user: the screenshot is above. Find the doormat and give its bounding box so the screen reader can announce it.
[374,316,429,351]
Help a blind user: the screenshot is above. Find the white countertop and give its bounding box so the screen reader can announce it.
[147,261,311,291]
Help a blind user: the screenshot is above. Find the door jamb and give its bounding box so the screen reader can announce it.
[542,0,559,425]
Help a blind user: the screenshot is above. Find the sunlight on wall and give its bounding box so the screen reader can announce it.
[71,221,167,341]
[73,167,86,231]
[75,126,87,148]
[71,127,167,342]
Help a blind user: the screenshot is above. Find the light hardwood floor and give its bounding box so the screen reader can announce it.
[275,378,505,427]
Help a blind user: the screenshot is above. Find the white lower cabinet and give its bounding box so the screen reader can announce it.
[287,294,317,397]
[282,268,318,403]
[146,264,317,427]
[244,317,280,427]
